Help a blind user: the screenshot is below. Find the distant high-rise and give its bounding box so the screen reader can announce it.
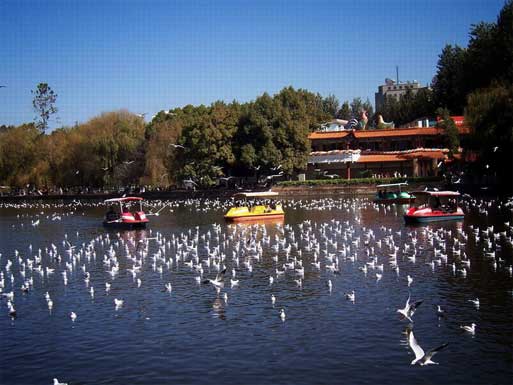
[375,79,425,111]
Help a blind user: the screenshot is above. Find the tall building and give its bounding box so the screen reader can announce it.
[375,78,425,111]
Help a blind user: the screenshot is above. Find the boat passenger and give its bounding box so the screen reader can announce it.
[106,205,118,221]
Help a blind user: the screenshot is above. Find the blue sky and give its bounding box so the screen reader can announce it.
[0,0,505,128]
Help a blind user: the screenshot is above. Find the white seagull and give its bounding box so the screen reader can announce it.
[397,294,423,322]
[407,329,448,366]
[114,298,124,309]
[280,308,286,321]
[468,298,480,309]
[203,268,227,289]
[460,323,476,334]
[345,290,355,303]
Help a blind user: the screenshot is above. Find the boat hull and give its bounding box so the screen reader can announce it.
[103,220,148,229]
[404,205,464,223]
[404,214,464,223]
[224,213,285,222]
[373,197,414,204]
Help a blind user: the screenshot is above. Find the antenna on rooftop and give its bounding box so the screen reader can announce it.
[396,66,399,84]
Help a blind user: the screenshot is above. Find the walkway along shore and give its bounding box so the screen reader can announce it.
[0,181,449,202]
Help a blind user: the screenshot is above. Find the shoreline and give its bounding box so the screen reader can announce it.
[0,181,447,202]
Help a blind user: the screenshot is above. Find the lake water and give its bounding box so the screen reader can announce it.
[0,196,512,385]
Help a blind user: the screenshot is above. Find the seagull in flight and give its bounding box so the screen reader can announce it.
[170,143,186,149]
[407,328,448,365]
[397,294,423,322]
[266,171,284,181]
[123,160,134,165]
[203,268,227,288]
[0,85,6,88]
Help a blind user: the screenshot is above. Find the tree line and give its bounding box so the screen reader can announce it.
[0,88,344,190]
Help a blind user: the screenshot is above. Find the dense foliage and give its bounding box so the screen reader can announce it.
[0,88,335,189]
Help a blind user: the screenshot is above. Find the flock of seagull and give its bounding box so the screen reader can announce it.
[1,195,512,384]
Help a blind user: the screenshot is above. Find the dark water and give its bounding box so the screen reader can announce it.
[0,197,512,385]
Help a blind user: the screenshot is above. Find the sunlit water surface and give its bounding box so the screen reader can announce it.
[0,197,512,385]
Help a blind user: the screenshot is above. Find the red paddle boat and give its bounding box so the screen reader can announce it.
[404,191,464,223]
[103,197,149,229]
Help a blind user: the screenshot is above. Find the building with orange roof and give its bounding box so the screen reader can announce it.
[307,117,470,179]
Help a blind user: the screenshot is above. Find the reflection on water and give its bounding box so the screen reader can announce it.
[0,196,512,385]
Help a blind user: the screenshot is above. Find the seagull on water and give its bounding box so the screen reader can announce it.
[7,301,16,317]
[397,294,423,322]
[468,298,480,309]
[70,312,77,322]
[345,290,355,303]
[280,308,286,321]
[271,294,276,306]
[53,379,68,385]
[460,323,476,334]
[407,328,448,366]
[114,298,124,309]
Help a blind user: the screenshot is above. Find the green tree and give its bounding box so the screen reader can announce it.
[465,84,513,190]
[496,0,513,83]
[431,45,468,114]
[32,83,58,133]
[322,94,339,117]
[174,102,239,187]
[436,107,460,155]
[337,101,351,120]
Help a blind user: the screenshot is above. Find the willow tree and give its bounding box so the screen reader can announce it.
[0,123,40,187]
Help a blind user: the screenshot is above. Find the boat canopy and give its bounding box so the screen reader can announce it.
[376,182,408,188]
[232,191,280,199]
[104,197,144,203]
[410,191,460,197]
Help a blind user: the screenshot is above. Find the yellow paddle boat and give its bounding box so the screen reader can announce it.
[224,191,284,222]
